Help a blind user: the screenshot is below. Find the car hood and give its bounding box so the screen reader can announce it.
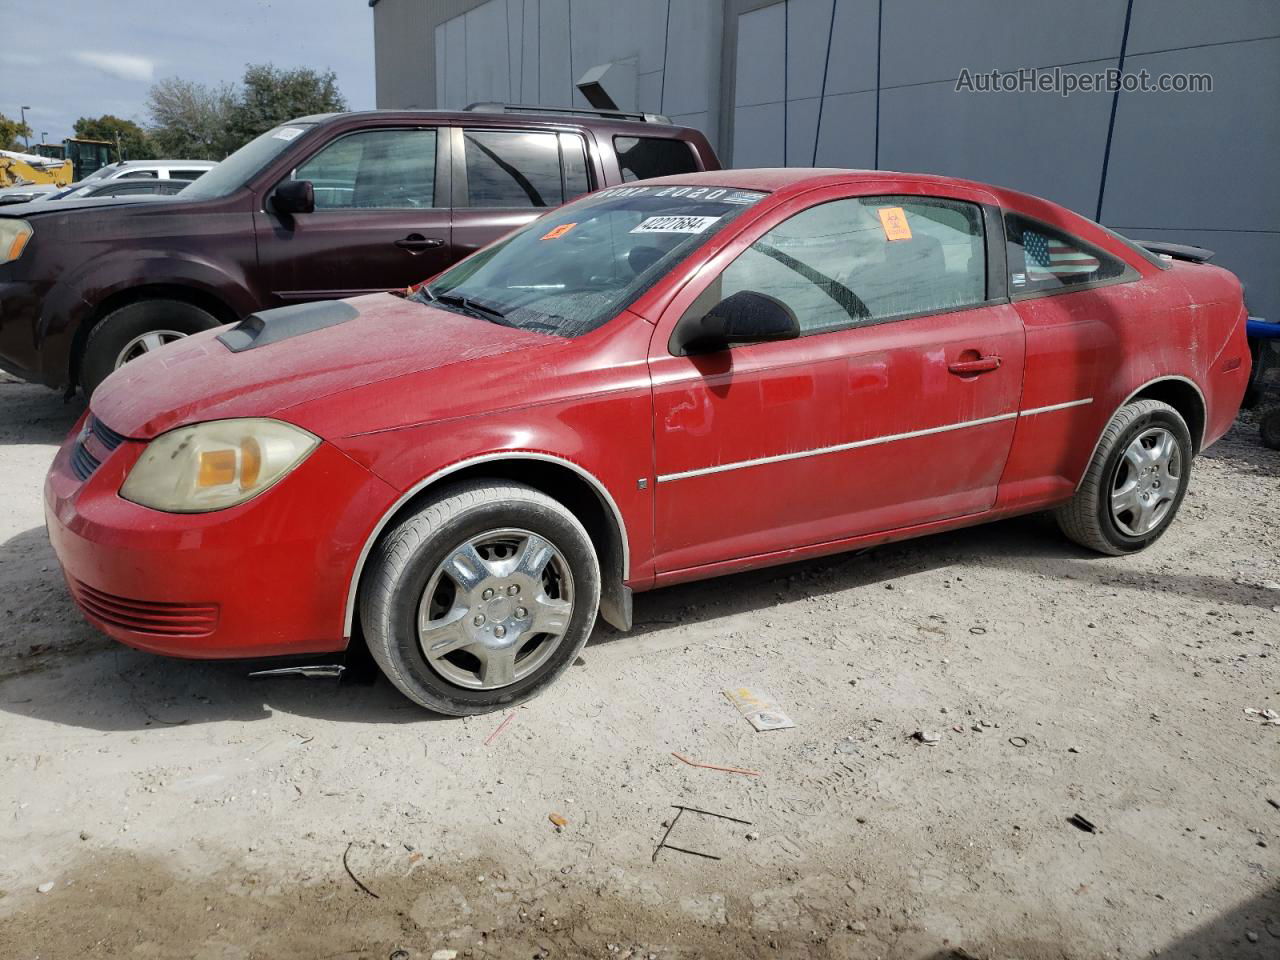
[0,194,177,218]
[91,293,558,440]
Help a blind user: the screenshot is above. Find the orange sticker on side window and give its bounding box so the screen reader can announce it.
[541,222,577,240]
[877,207,912,241]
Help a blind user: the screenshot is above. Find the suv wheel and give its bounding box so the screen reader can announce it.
[1055,398,1193,555]
[80,299,220,397]
[360,481,601,715]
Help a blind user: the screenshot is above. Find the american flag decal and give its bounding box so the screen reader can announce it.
[1024,230,1100,279]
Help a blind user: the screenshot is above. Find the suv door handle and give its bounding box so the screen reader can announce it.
[395,234,445,252]
[948,355,1002,375]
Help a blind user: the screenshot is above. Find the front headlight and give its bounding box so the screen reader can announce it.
[120,418,319,513]
[0,219,32,264]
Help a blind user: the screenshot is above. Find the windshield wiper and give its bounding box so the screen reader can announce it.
[429,292,514,326]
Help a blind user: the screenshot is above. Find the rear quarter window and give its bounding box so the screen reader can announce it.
[1005,214,1131,296]
[614,136,700,182]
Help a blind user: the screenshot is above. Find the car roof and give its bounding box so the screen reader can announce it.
[116,159,217,167]
[634,167,1012,194]
[637,167,1092,220]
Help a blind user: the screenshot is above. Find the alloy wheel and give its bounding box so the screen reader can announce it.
[416,528,574,690]
[114,330,188,369]
[1110,426,1182,537]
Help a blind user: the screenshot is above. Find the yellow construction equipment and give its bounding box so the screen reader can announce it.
[0,148,73,189]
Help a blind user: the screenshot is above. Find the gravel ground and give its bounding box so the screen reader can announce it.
[0,379,1277,960]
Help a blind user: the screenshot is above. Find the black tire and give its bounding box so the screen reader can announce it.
[80,299,220,398]
[360,481,601,715]
[1241,339,1266,409]
[1260,407,1280,450]
[1055,399,1193,556]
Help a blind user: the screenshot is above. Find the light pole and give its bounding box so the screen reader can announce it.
[40,131,47,145]
[20,105,31,149]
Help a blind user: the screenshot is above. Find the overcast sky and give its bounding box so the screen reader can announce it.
[2,0,375,148]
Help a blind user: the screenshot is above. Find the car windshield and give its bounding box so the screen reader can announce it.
[417,184,768,337]
[81,163,117,182]
[179,123,315,201]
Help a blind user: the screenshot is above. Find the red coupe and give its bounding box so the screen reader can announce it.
[46,169,1251,714]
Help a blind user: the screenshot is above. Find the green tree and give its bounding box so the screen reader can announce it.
[0,113,34,151]
[147,76,237,159]
[73,114,156,161]
[226,63,347,147]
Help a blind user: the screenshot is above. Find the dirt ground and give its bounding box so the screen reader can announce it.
[0,378,1277,960]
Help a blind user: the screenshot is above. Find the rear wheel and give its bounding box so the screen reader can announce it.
[1260,406,1280,450]
[360,481,601,715]
[80,299,220,398]
[1055,399,1193,555]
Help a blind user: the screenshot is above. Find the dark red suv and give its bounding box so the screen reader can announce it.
[0,105,718,396]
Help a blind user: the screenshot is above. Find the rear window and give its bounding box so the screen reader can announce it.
[614,136,699,182]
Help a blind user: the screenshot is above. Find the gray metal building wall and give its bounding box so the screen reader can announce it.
[372,0,1280,319]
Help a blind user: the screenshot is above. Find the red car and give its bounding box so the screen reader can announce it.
[46,169,1250,714]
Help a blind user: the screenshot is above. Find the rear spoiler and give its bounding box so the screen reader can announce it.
[1135,240,1215,263]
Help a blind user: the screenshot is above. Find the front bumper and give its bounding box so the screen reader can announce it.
[0,279,46,384]
[44,412,399,659]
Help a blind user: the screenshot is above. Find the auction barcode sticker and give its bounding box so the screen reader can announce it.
[631,215,721,234]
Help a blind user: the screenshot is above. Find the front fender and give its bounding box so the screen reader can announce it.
[38,250,260,385]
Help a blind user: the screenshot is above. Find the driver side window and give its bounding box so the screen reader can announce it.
[715,195,987,336]
[293,128,437,210]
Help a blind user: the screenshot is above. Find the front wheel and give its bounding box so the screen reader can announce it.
[80,299,220,398]
[360,481,601,715]
[1055,399,1193,555]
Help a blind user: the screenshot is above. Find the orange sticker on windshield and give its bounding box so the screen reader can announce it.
[541,222,577,240]
[877,207,912,241]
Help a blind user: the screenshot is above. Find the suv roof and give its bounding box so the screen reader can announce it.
[290,106,692,136]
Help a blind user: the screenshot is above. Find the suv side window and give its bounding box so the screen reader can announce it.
[1005,214,1128,294]
[119,169,158,179]
[614,136,699,182]
[560,133,591,201]
[170,169,207,181]
[463,130,566,207]
[293,128,437,209]
[707,195,986,337]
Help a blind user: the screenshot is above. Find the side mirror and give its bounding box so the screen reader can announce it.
[674,290,800,355]
[272,179,315,215]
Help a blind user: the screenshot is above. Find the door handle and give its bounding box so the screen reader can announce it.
[395,234,445,252]
[948,355,1002,375]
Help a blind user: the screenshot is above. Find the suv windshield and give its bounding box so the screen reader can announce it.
[419,184,767,337]
[179,123,315,201]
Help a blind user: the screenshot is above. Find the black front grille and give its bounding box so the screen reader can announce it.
[70,440,100,481]
[70,415,128,482]
[90,415,127,452]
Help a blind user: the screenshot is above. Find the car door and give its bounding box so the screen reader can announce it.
[448,127,595,261]
[254,125,453,303]
[648,186,1026,575]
